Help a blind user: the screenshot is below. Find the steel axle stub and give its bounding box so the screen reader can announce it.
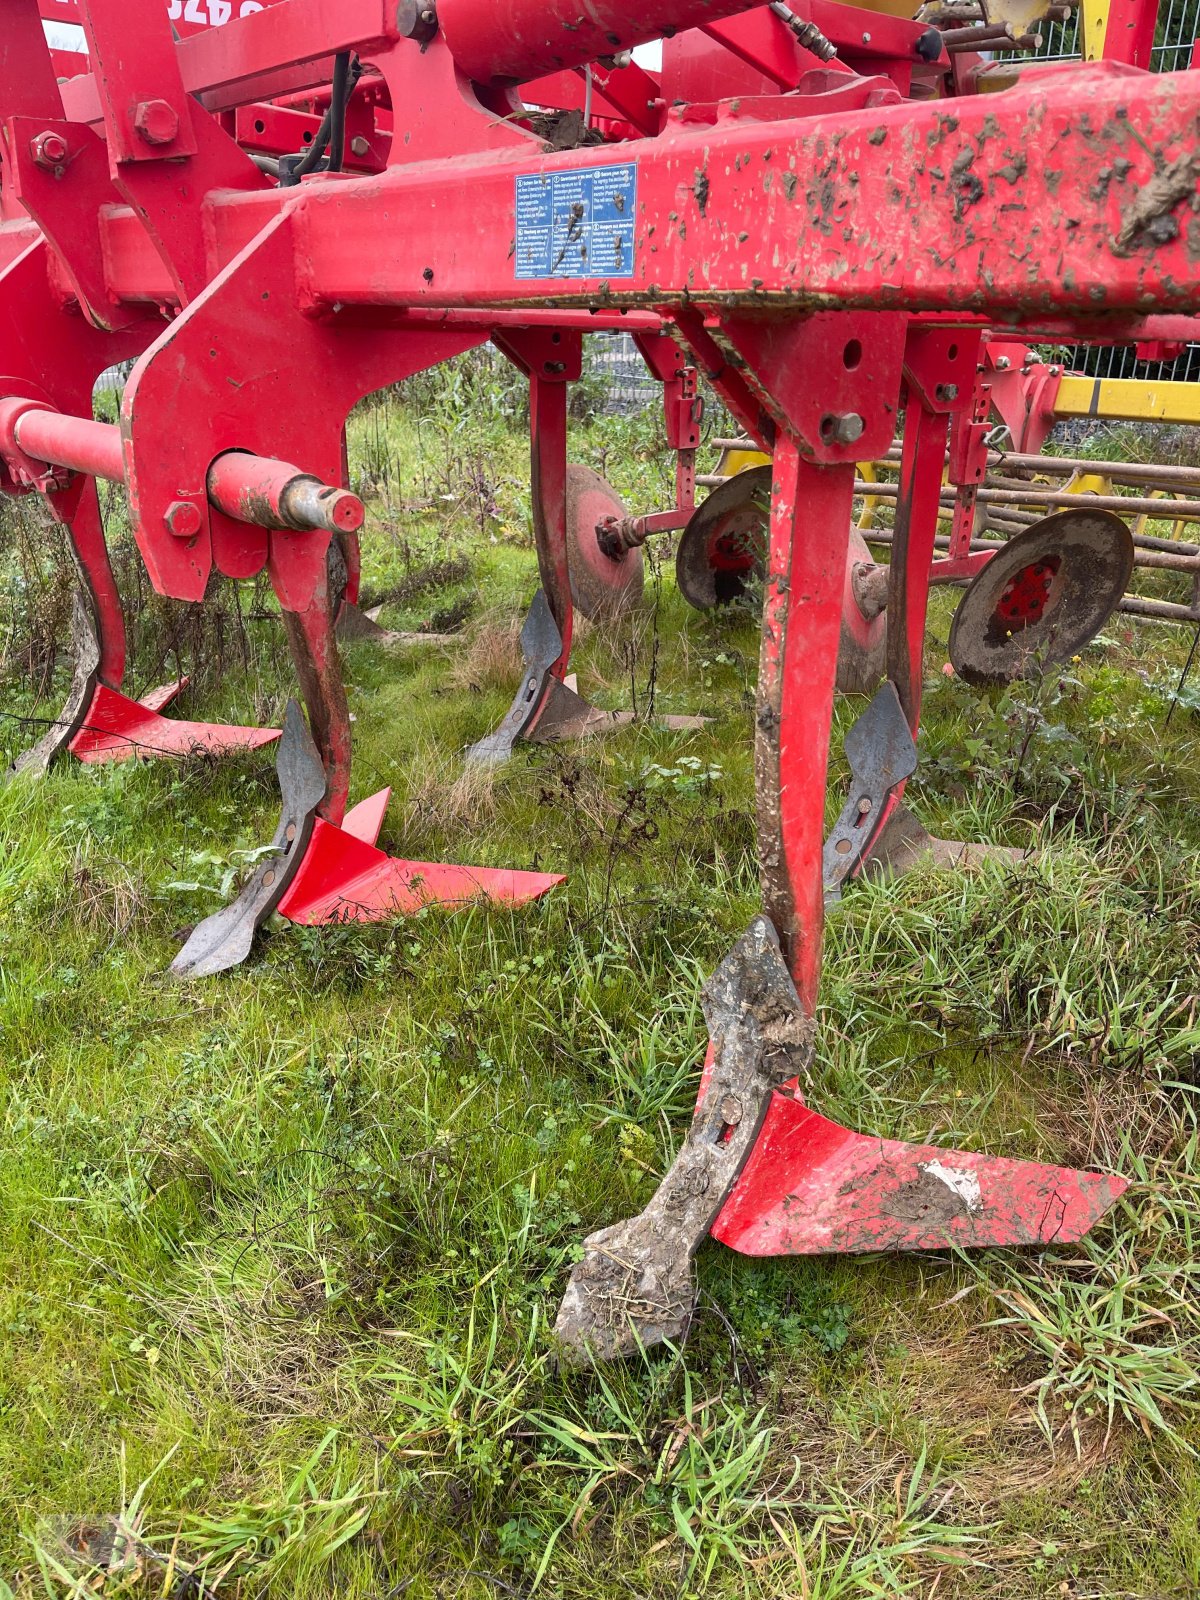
[171,699,327,979]
[554,916,815,1364]
[565,465,644,622]
[949,508,1134,685]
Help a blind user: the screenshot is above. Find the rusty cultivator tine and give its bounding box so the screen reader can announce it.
[555,917,815,1362]
[466,588,568,767]
[821,682,918,902]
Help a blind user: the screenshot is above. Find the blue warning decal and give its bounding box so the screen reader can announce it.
[515,162,637,281]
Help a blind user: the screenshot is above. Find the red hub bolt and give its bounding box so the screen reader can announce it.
[134,100,180,147]
[164,500,202,539]
[29,131,68,170]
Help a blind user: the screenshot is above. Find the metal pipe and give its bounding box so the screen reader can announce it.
[941,20,1029,43]
[862,524,1200,573]
[5,405,363,536]
[206,452,365,535]
[944,28,1043,50]
[438,0,766,82]
[991,450,1200,491]
[866,533,1200,621]
[714,446,1200,498]
[974,484,1200,520]
[13,408,125,484]
[704,467,1200,525]
[1116,595,1200,623]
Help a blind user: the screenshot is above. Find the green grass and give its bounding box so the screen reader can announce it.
[2,366,1200,1596]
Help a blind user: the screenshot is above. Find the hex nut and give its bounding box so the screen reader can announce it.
[164,500,202,538]
[134,100,180,147]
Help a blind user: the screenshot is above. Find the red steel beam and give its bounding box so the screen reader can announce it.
[291,64,1200,318]
[69,61,1200,321]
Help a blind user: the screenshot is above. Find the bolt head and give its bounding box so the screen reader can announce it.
[935,382,959,402]
[995,356,1011,370]
[30,130,68,170]
[718,1094,743,1127]
[164,500,202,538]
[134,100,180,147]
[396,0,438,38]
[350,135,371,157]
[822,411,865,446]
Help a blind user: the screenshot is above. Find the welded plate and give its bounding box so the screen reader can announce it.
[565,464,643,621]
[676,466,771,610]
[949,508,1134,685]
[171,700,326,978]
[712,1095,1127,1255]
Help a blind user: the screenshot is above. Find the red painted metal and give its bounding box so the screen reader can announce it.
[51,478,125,686]
[13,406,124,482]
[995,556,1062,628]
[981,341,1062,455]
[713,1097,1127,1254]
[205,452,365,535]
[275,787,565,924]
[1102,0,1159,67]
[438,0,766,82]
[758,440,856,1009]
[0,404,366,537]
[0,0,1181,1313]
[69,682,280,763]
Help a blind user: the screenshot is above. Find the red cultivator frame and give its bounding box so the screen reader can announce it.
[2,0,1193,1356]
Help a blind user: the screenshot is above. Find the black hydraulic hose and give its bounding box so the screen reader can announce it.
[327,49,351,173]
[281,52,357,185]
[286,51,348,184]
[291,91,337,180]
